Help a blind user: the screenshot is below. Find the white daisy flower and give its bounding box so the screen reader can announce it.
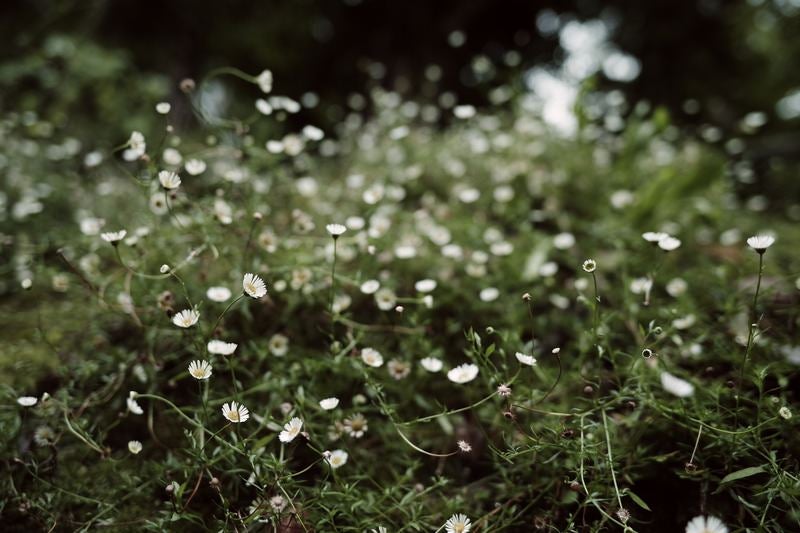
[206,286,232,302]
[319,397,340,410]
[375,288,397,310]
[360,279,381,294]
[445,513,472,533]
[158,170,181,190]
[420,357,443,372]
[207,340,238,356]
[222,401,250,423]
[685,515,728,533]
[515,352,537,366]
[447,363,479,384]
[361,347,384,368]
[101,230,127,243]
[278,417,303,443]
[128,440,143,454]
[127,391,143,415]
[172,309,200,328]
[660,371,695,398]
[746,234,775,253]
[269,334,289,356]
[326,223,347,237]
[325,449,348,469]
[658,236,682,251]
[457,440,472,452]
[184,158,207,175]
[243,272,267,298]
[17,396,38,407]
[582,259,597,273]
[188,360,213,380]
[414,279,437,293]
[256,69,273,93]
[343,413,368,438]
[155,102,171,114]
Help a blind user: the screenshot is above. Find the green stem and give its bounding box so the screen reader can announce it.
[602,409,625,513]
[329,238,339,315]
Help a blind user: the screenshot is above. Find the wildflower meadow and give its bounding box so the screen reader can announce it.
[2,4,800,532]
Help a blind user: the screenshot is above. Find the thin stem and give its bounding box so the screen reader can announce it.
[737,253,764,426]
[688,425,703,467]
[534,354,562,406]
[210,294,245,339]
[329,237,339,315]
[602,409,625,512]
[591,271,600,353]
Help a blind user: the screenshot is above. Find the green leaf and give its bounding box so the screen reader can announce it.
[720,466,766,485]
[626,490,652,511]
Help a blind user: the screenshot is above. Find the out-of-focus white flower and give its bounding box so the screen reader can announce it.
[658,236,681,251]
[642,231,669,243]
[128,131,146,157]
[155,102,171,114]
[666,278,688,297]
[207,340,237,356]
[256,69,273,93]
[447,363,479,384]
[420,357,443,372]
[479,287,499,302]
[553,232,576,250]
[17,396,38,407]
[243,273,267,298]
[360,279,380,294]
[172,309,200,328]
[660,371,695,398]
[278,417,303,442]
[343,413,368,438]
[375,288,397,310]
[269,334,289,356]
[184,159,206,175]
[319,397,339,410]
[207,286,232,302]
[101,230,127,244]
[256,98,273,115]
[414,279,437,293]
[361,347,384,368]
[302,125,324,141]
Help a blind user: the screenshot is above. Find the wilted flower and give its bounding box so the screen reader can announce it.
[188,360,213,380]
[243,273,267,298]
[222,401,250,423]
[128,440,143,454]
[746,234,775,253]
[158,170,181,190]
[278,417,303,442]
[445,513,472,533]
[208,340,237,356]
[319,397,340,410]
[447,363,479,384]
[172,309,200,328]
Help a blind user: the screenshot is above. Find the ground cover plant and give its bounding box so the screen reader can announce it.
[2,59,800,532]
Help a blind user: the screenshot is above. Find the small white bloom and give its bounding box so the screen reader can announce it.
[658,236,682,251]
[447,363,479,384]
[360,279,380,294]
[17,396,38,407]
[128,440,143,454]
[243,272,267,298]
[188,360,213,380]
[155,102,171,114]
[454,105,476,119]
[302,125,325,141]
[553,232,576,250]
[343,413,368,438]
[222,401,250,423]
[184,159,206,175]
[445,513,472,533]
[779,406,792,420]
[127,391,143,415]
[361,347,384,368]
[660,371,695,398]
[666,278,688,297]
[326,449,348,469]
[582,259,597,273]
[414,279,437,293]
[256,69,273,93]
[457,440,472,453]
[319,397,340,410]
[269,334,289,356]
[172,309,200,328]
[162,148,183,166]
[642,231,669,243]
[746,234,775,253]
[255,98,273,115]
[207,286,232,302]
[685,515,728,533]
[208,340,238,356]
[278,417,303,442]
[375,288,397,310]
[479,287,499,302]
[128,131,146,157]
[158,170,181,190]
[420,357,443,372]
[326,223,347,237]
[515,352,537,366]
[101,230,127,243]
